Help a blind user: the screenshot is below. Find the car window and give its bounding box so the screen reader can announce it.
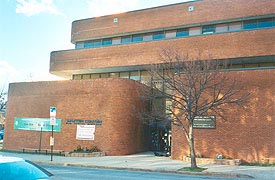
[0,160,50,180]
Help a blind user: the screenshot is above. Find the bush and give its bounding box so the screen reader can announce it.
[72,145,101,153]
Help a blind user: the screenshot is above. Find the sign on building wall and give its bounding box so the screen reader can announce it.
[66,119,102,126]
[14,118,62,132]
[76,125,95,140]
[193,116,216,129]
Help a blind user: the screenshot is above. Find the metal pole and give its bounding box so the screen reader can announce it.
[51,125,53,161]
[39,127,42,154]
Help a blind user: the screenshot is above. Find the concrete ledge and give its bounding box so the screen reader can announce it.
[65,152,105,157]
[261,158,275,164]
[183,156,241,166]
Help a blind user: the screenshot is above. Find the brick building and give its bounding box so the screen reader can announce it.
[4,0,275,162]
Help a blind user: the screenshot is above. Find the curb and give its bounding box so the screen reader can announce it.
[34,161,254,179]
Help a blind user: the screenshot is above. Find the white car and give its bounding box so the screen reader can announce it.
[0,156,62,180]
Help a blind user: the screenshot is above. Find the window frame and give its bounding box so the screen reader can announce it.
[102,38,112,46]
[202,25,215,34]
[176,28,189,37]
[121,36,132,44]
[152,31,165,40]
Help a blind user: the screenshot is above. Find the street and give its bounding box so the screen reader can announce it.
[42,165,247,180]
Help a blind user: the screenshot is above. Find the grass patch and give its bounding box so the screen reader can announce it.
[178,167,207,172]
[241,162,275,167]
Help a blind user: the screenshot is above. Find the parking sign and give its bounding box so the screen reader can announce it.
[50,107,56,125]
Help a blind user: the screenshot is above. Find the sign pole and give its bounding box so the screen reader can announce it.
[51,125,53,161]
[38,122,43,154]
[50,107,56,162]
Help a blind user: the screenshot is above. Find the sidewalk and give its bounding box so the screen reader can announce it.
[0,151,274,179]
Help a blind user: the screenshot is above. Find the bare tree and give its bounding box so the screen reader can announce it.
[0,88,7,112]
[143,48,249,168]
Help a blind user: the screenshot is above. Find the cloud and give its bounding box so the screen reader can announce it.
[85,0,193,18]
[16,0,65,17]
[0,60,65,90]
[86,0,139,17]
[0,61,20,87]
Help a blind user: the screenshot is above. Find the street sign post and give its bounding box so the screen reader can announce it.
[50,107,56,125]
[50,107,56,161]
[38,122,43,154]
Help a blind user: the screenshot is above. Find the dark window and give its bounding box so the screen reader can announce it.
[243,20,257,29]
[120,72,129,78]
[202,25,215,34]
[258,18,273,28]
[153,32,165,40]
[73,74,82,80]
[91,74,100,79]
[130,71,140,81]
[176,29,189,37]
[132,34,143,42]
[100,73,109,78]
[75,42,84,49]
[93,40,101,47]
[84,41,94,48]
[102,38,112,46]
[121,36,131,44]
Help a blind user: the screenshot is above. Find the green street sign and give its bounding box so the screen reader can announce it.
[14,118,62,132]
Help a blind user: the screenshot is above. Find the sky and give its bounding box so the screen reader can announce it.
[0,0,191,90]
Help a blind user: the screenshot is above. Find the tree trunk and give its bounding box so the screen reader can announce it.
[188,125,197,168]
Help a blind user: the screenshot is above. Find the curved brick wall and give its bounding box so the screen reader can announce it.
[4,78,149,155]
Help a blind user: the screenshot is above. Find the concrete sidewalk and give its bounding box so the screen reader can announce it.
[0,151,274,179]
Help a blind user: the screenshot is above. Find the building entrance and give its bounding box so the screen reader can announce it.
[149,121,171,156]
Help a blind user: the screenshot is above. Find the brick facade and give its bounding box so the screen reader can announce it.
[171,69,275,163]
[71,0,274,42]
[51,28,275,73]
[4,0,275,163]
[4,79,149,155]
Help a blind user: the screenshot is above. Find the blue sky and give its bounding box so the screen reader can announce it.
[0,0,190,90]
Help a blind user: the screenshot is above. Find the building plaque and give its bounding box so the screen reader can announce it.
[193,116,216,129]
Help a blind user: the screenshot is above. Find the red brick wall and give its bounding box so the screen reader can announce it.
[71,0,274,42]
[171,69,275,163]
[50,28,275,74]
[4,78,149,155]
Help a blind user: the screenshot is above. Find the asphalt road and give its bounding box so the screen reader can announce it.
[42,165,246,180]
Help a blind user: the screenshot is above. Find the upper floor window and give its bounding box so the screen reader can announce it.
[258,18,273,28]
[76,42,84,49]
[77,17,274,50]
[202,25,215,34]
[130,71,140,81]
[132,34,143,42]
[112,37,121,45]
[100,73,109,78]
[120,72,130,78]
[228,22,242,31]
[121,36,131,44]
[176,29,189,37]
[93,40,101,48]
[153,32,165,40]
[84,41,94,48]
[143,33,153,41]
[165,30,176,39]
[215,24,228,33]
[243,20,257,29]
[102,38,112,46]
